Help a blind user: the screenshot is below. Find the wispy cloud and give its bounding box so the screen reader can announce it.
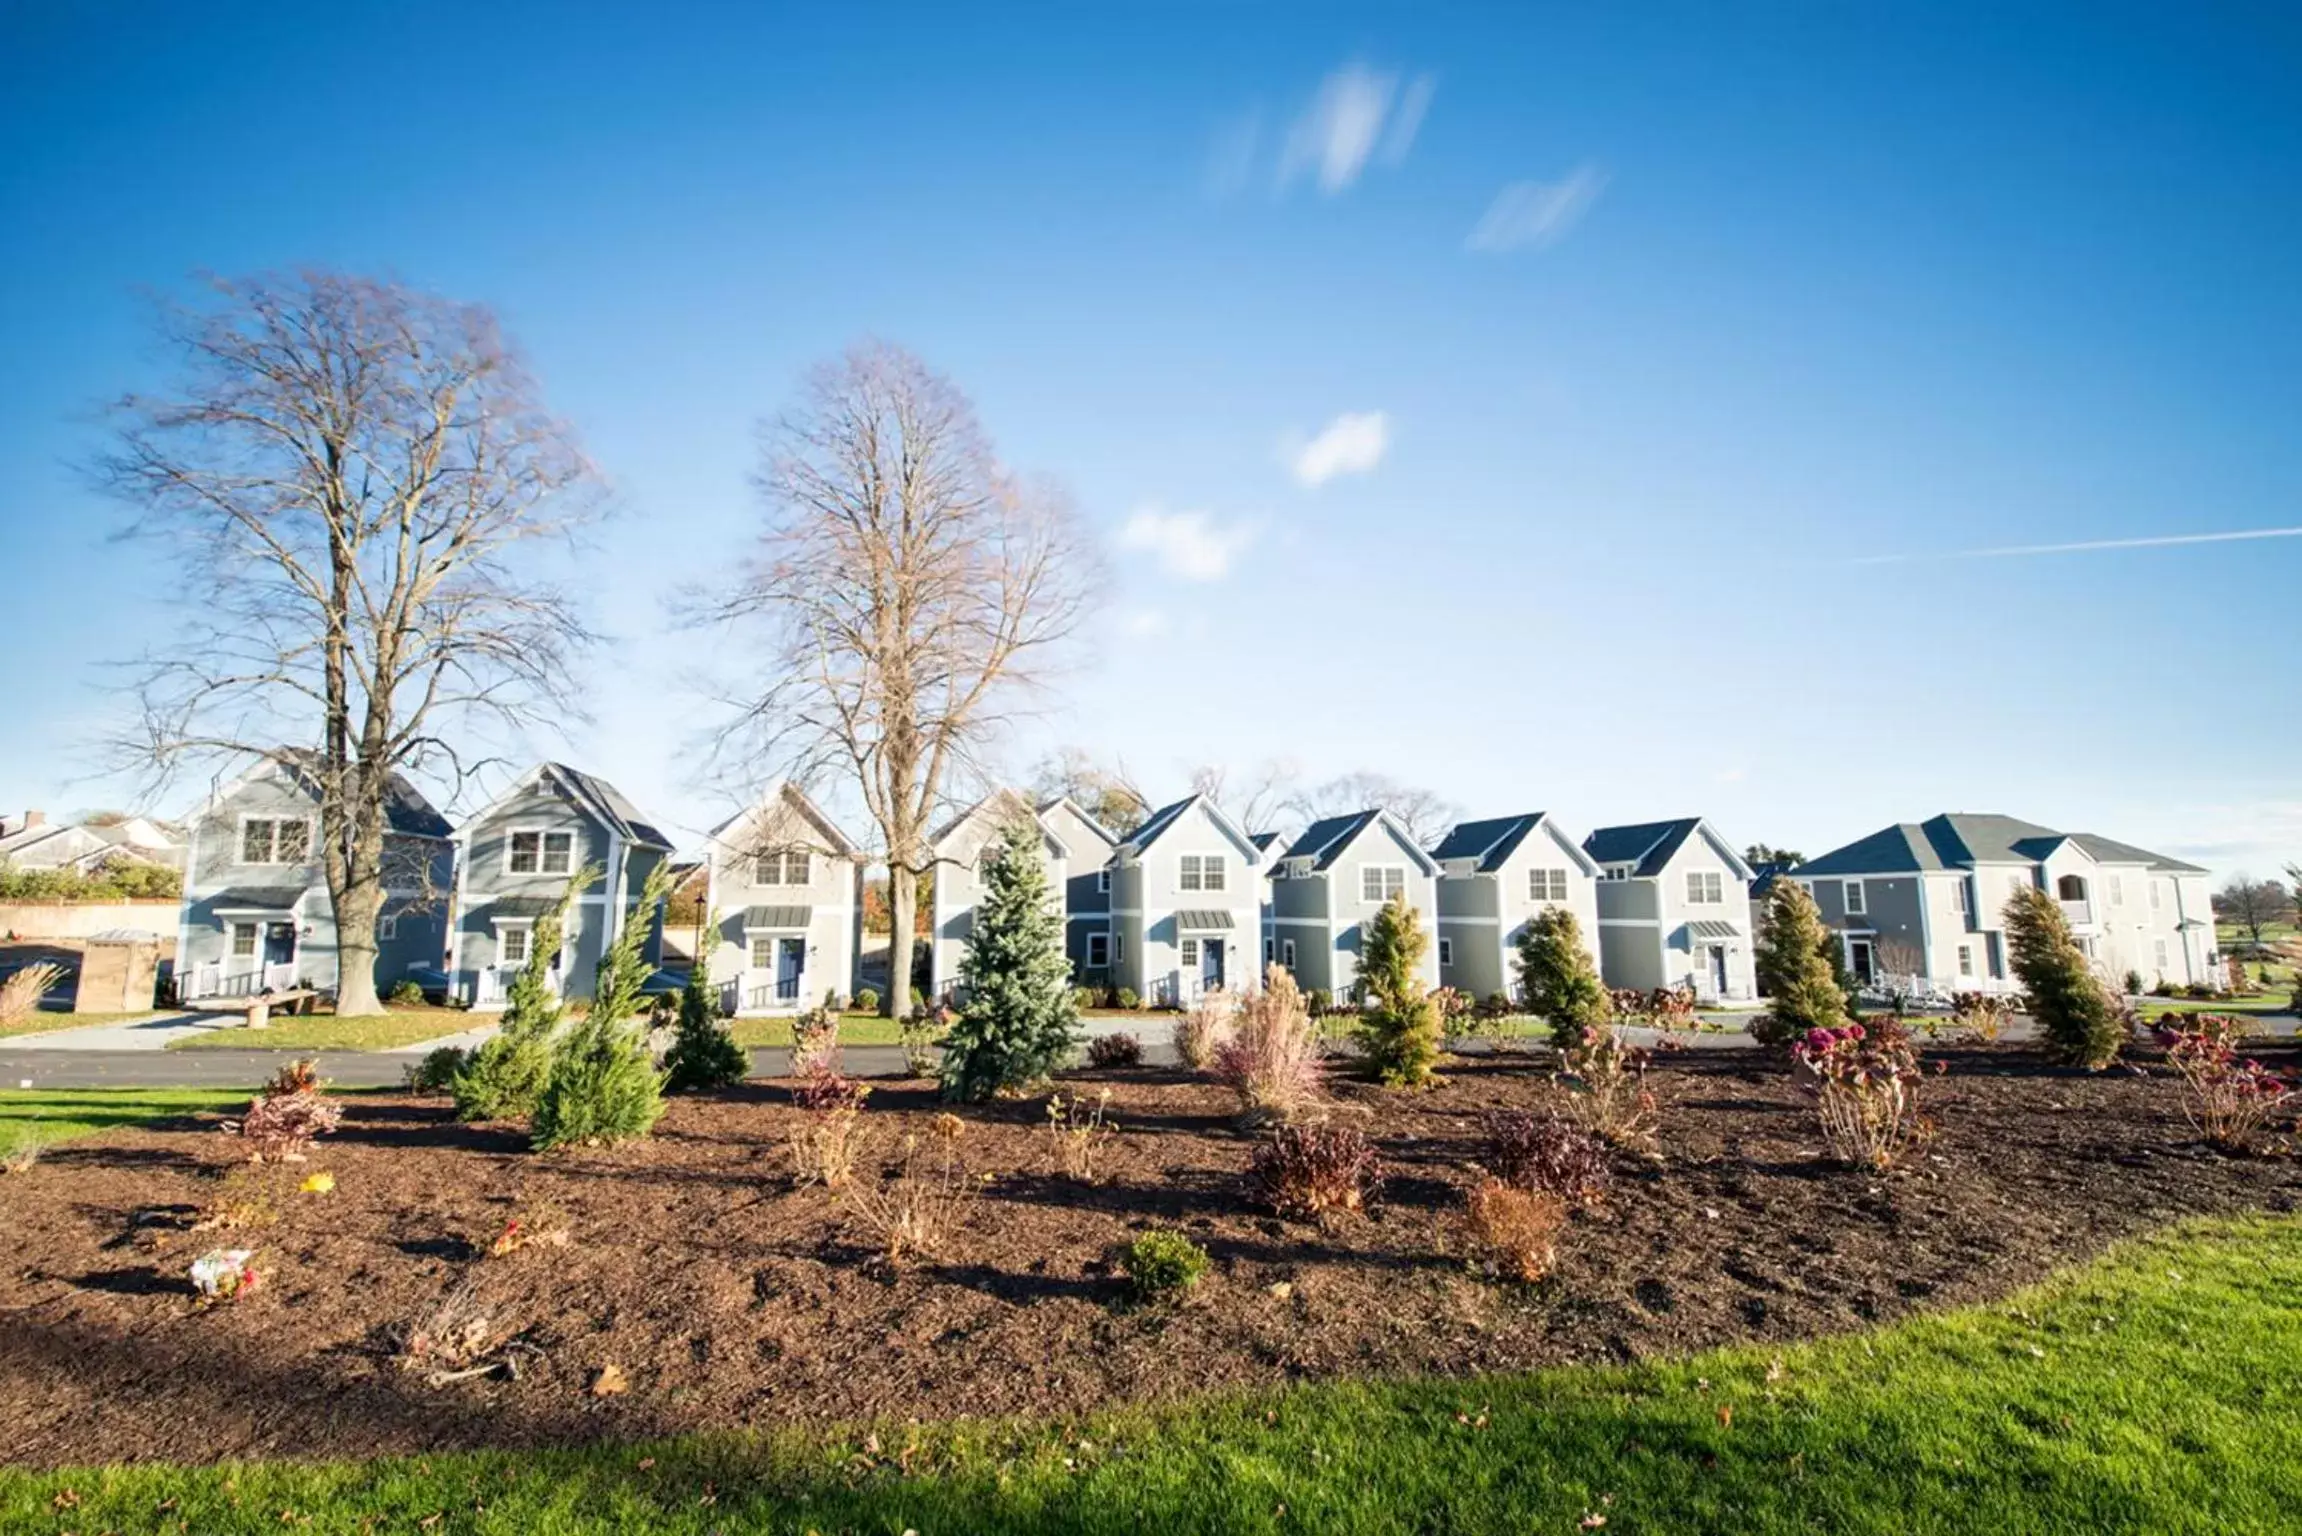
[1288,411,1390,488]
[1221,63,1433,196]
[1117,505,1256,581]
[1466,165,1608,253]
[1848,526,2302,568]
[1118,607,1172,638]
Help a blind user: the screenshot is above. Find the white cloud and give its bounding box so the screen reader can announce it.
[1277,64,1437,194]
[1119,607,1172,638]
[1466,164,1608,253]
[1117,506,1256,581]
[1288,411,1390,488]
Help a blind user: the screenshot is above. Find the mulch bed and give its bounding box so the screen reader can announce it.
[5,1040,2301,1469]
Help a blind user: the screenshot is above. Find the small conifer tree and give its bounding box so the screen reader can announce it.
[1749,879,1850,1047]
[940,820,1079,1101]
[2004,884,2124,1068]
[1514,906,1610,1054]
[451,865,592,1122]
[533,861,672,1149]
[1358,892,1441,1086]
[664,908,750,1091]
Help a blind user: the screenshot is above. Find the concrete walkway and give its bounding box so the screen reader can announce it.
[7,1009,248,1052]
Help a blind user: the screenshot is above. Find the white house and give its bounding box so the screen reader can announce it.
[700,782,864,1014]
[1430,812,1602,1003]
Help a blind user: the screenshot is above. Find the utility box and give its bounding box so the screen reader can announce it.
[76,929,163,1013]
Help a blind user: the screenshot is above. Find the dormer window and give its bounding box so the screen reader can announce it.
[755,850,811,886]
[508,829,574,876]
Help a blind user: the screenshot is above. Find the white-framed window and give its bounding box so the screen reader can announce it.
[1843,879,1866,915]
[507,828,575,877]
[1529,868,1569,902]
[229,921,258,959]
[1111,932,1123,963]
[1264,937,1275,962]
[377,913,398,942]
[1361,865,1406,903]
[1954,879,1971,915]
[749,933,776,969]
[239,816,313,866]
[2154,939,2169,969]
[1179,854,1227,892]
[1281,938,1297,968]
[755,850,810,886]
[1097,867,1110,894]
[1686,871,1724,904]
[1086,931,1109,968]
[2109,875,2124,906]
[1181,937,1200,968]
[1957,945,1974,977]
[1438,936,1455,965]
[1601,864,1635,882]
[498,924,531,966]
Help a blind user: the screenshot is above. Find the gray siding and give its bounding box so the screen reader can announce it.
[703,791,863,1013]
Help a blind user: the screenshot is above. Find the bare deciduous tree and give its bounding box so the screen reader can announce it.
[2214,874,2292,946]
[695,342,1097,1018]
[101,271,598,1014]
[1030,747,1149,835]
[1188,758,1300,835]
[1286,771,1459,846]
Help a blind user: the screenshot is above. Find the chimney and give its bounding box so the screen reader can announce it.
[23,810,45,830]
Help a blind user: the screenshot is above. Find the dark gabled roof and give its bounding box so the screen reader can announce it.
[1804,813,2207,878]
[545,763,673,851]
[1283,810,1380,869]
[1748,858,1802,896]
[742,904,813,929]
[209,886,308,910]
[1249,831,1279,853]
[1431,813,1542,873]
[1583,818,1703,877]
[1117,795,1193,852]
[271,748,453,839]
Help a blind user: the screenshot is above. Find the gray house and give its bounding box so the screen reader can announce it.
[1109,793,1264,1006]
[1250,830,1282,973]
[1584,818,1758,1002]
[176,754,453,1000]
[1036,795,1119,984]
[1432,813,1602,1003]
[927,788,1072,1002]
[700,782,864,1015]
[1795,813,2216,995]
[1268,809,1441,998]
[448,763,674,1008]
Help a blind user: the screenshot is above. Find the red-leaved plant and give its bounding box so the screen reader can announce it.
[1791,1018,1935,1170]
[223,1058,341,1162]
[1481,1108,1611,1208]
[1211,966,1325,1125]
[1248,1123,1383,1223]
[2154,1013,2296,1154]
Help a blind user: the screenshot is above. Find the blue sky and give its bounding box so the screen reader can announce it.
[3,1,2299,876]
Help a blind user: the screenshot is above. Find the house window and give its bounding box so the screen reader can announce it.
[1843,880,1866,915]
[755,850,810,886]
[1957,945,1974,977]
[1529,868,1568,903]
[2056,874,2087,902]
[1439,936,1455,965]
[1954,879,1971,915]
[1086,931,1109,968]
[377,913,398,942]
[229,921,258,959]
[2149,881,2163,911]
[508,829,575,876]
[1112,933,1123,963]
[1361,865,1406,903]
[1686,871,1723,904]
[749,934,775,969]
[1180,854,1227,892]
[1281,938,1297,968]
[2109,875,2123,906]
[240,817,311,866]
[1264,937,1275,963]
[1601,864,1634,882]
[499,925,531,966]
[2154,939,2169,969]
[1181,937,1200,968]
[1097,868,1110,894]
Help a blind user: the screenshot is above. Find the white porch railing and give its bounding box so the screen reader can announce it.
[475,965,562,1007]
[187,962,298,1000]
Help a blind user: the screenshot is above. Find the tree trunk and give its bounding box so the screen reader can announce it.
[885,863,917,1020]
[329,794,391,1016]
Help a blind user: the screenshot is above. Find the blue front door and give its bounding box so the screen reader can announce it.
[1201,937,1224,990]
[776,937,805,1003]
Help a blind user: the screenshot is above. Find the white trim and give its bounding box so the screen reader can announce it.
[377,912,398,942]
[1359,864,1407,904]
[1086,930,1110,968]
[1439,914,1500,925]
[1273,916,1331,927]
[1598,917,1661,927]
[1842,879,1866,916]
[503,823,578,879]
[233,811,316,868]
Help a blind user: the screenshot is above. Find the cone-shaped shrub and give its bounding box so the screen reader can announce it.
[1750,879,1850,1049]
[1358,893,1441,1086]
[664,911,750,1091]
[2004,884,2124,1069]
[940,820,1078,1102]
[452,867,592,1122]
[1514,906,1610,1055]
[533,863,671,1149]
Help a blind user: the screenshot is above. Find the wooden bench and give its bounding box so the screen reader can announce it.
[231,989,320,1030]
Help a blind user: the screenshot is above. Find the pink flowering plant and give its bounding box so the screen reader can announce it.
[1791,1018,1936,1170]
[1553,1023,1659,1150]
[2154,1013,2296,1154]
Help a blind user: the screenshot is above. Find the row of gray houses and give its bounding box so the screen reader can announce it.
[173,755,2224,1012]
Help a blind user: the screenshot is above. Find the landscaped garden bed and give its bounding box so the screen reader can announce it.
[4,1039,2299,1471]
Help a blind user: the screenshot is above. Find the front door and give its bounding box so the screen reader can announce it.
[1849,939,1875,986]
[776,936,805,1004]
[1201,937,1224,991]
[262,921,298,991]
[1708,945,1728,996]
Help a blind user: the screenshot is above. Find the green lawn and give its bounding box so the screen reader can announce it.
[726,1011,904,1047]
[0,1086,248,1149]
[0,1007,168,1040]
[2,1213,2296,1531]
[165,1004,475,1052]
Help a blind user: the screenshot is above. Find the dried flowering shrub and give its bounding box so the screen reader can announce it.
[1174,991,1238,1071]
[1247,1124,1383,1224]
[787,1079,871,1190]
[1044,1088,1116,1182]
[1462,1178,1567,1282]
[223,1059,341,1162]
[2155,1013,2296,1154]
[1086,1032,1143,1069]
[1211,967,1325,1125]
[1553,1023,1659,1150]
[1792,1018,1936,1170]
[1481,1108,1611,1208]
[845,1112,972,1267]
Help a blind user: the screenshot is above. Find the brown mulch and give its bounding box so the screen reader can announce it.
[4,1042,2301,1469]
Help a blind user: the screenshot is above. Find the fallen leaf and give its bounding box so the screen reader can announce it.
[1580,1515,1607,1530]
[1717,1404,1733,1429]
[591,1363,630,1397]
[1267,1281,1293,1299]
[299,1171,334,1195]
